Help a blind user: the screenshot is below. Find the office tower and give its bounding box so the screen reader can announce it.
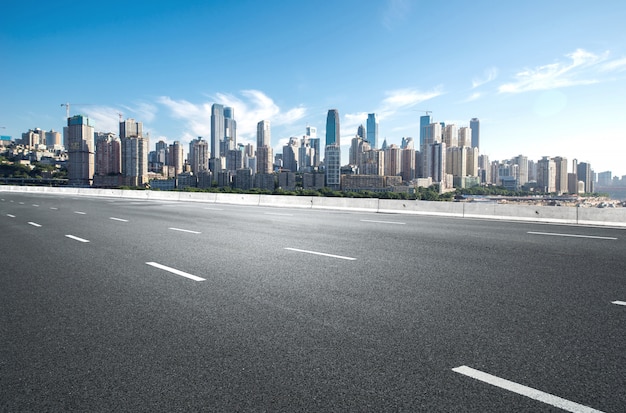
[255,120,273,174]
[210,104,224,171]
[384,144,402,177]
[478,154,491,184]
[470,118,480,149]
[45,130,62,150]
[357,124,366,140]
[427,142,446,184]
[326,109,340,146]
[325,143,341,189]
[537,156,556,193]
[95,132,121,175]
[257,120,271,148]
[366,113,378,149]
[419,114,432,150]
[443,124,458,148]
[224,106,236,146]
[226,148,244,172]
[189,137,209,174]
[361,149,384,176]
[577,162,593,193]
[420,122,442,178]
[552,156,568,194]
[401,147,416,182]
[458,127,471,147]
[64,115,95,186]
[120,118,149,187]
[512,155,529,186]
[282,137,299,172]
[168,141,184,176]
[350,135,370,168]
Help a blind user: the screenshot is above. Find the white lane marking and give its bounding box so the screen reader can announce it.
[32,204,39,207]
[28,222,42,227]
[612,301,626,306]
[360,219,406,225]
[169,227,201,234]
[284,247,356,261]
[204,207,224,211]
[527,231,616,240]
[146,262,206,282]
[265,212,294,216]
[452,366,605,413]
[74,211,87,215]
[50,207,58,210]
[65,235,90,243]
[109,217,129,222]
[18,202,24,205]
[6,214,15,218]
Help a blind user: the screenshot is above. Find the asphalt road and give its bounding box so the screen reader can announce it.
[1,192,625,412]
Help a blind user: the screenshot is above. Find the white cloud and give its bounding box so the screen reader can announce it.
[462,92,482,103]
[158,90,307,147]
[600,56,626,72]
[79,105,122,134]
[121,102,158,123]
[382,0,411,30]
[472,67,499,88]
[498,49,609,93]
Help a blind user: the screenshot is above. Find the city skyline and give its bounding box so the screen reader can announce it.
[2,1,626,176]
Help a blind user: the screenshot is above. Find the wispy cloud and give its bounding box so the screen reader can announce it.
[79,105,122,134]
[600,56,626,72]
[472,67,498,88]
[462,92,482,103]
[498,49,611,93]
[382,0,411,30]
[159,90,306,146]
[341,87,443,139]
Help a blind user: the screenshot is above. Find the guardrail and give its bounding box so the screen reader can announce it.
[1,185,624,227]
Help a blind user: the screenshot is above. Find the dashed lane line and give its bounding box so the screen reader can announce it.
[65,235,90,243]
[611,301,626,306]
[169,227,201,234]
[284,247,356,261]
[452,365,605,413]
[6,214,15,218]
[146,262,206,282]
[527,231,617,240]
[74,211,87,215]
[360,219,406,225]
[109,217,129,222]
[28,222,42,227]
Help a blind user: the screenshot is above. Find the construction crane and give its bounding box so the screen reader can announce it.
[60,102,94,119]
[415,109,432,116]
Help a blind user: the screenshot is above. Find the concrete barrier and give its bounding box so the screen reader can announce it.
[311,196,379,212]
[2,185,626,227]
[378,199,464,216]
[259,194,313,209]
[215,193,260,206]
[578,207,626,227]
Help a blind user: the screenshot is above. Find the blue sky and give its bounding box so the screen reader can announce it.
[2,0,626,177]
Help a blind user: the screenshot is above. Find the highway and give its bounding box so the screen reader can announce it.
[1,192,625,412]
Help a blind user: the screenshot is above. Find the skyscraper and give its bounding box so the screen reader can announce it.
[257,120,271,148]
[120,118,149,187]
[64,115,95,186]
[470,118,480,150]
[325,143,341,189]
[326,109,340,147]
[189,137,209,174]
[366,113,378,149]
[210,104,224,171]
[256,120,273,174]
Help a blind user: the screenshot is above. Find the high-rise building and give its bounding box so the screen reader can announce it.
[210,104,224,171]
[22,128,45,149]
[384,144,402,177]
[189,137,209,174]
[366,113,378,149]
[325,143,341,189]
[577,162,593,193]
[64,115,95,186]
[419,114,432,150]
[470,118,480,149]
[420,122,442,178]
[357,124,366,140]
[537,156,556,193]
[257,120,271,148]
[512,155,529,186]
[401,147,416,182]
[168,141,184,176]
[282,137,299,172]
[95,132,121,176]
[45,130,62,150]
[443,124,458,148]
[120,118,149,187]
[326,109,340,147]
[458,127,471,148]
[552,156,568,194]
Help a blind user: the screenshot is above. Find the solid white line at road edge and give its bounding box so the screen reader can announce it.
[284,247,356,261]
[146,262,206,281]
[527,231,617,240]
[612,301,626,306]
[452,365,605,413]
[65,235,90,243]
[169,227,201,234]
